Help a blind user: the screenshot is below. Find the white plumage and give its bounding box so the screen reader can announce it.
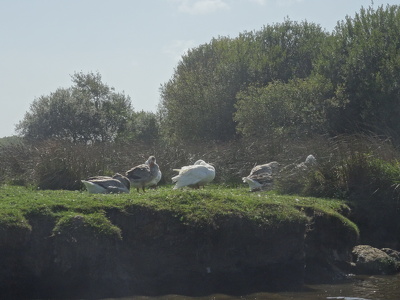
[305,154,317,166]
[82,173,130,194]
[296,154,317,170]
[172,160,215,189]
[242,177,263,191]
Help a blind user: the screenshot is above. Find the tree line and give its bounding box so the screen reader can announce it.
[17,4,400,145]
[17,72,159,143]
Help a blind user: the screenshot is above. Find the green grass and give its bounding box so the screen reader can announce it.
[0,184,359,238]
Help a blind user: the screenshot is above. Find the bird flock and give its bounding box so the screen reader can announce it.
[81,155,316,194]
[81,156,215,194]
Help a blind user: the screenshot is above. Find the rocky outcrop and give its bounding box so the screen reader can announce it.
[352,245,400,275]
[0,206,358,299]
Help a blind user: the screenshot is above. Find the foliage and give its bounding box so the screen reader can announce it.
[158,4,400,143]
[11,5,400,147]
[0,138,34,186]
[234,75,346,139]
[10,4,400,146]
[339,154,400,202]
[275,134,400,200]
[274,134,400,246]
[120,110,160,142]
[0,136,21,146]
[0,184,358,238]
[53,212,122,240]
[159,19,327,142]
[33,141,85,190]
[16,72,133,143]
[316,4,400,138]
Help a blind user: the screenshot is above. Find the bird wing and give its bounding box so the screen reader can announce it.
[148,169,162,186]
[172,165,210,186]
[154,170,162,184]
[173,164,195,173]
[87,175,113,181]
[250,164,273,176]
[82,178,129,193]
[248,172,273,185]
[82,180,106,193]
[89,178,128,190]
[126,164,152,182]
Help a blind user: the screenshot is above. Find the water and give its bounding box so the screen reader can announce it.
[102,274,400,300]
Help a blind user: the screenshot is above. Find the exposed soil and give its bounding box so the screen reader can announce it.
[0,206,358,299]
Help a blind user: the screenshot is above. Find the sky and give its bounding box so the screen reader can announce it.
[1,0,398,138]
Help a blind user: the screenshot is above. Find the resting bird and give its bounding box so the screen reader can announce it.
[82,173,130,194]
[126,156,160,192]
[302,154,317,167]
[172,160,215,189]
[242,161,280,192]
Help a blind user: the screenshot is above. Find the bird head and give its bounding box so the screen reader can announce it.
[146,156,156,166]
[193,160,205,165]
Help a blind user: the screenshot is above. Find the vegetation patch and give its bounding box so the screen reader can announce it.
[0,209,31,232]
[53,212,122,240]
[0,184,358,240]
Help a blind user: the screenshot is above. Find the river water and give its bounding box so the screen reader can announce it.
[102,274,400,300]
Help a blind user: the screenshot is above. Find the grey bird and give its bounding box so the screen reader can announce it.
[82,173,130,194]
[126,156,161,192]
[242,161,280,192]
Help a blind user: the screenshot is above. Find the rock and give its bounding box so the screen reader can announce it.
[352,245,398,275]
[381,247,400,260]
[381,248,400,271]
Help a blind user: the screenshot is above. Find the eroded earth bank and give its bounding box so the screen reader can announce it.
[0,204,364,299]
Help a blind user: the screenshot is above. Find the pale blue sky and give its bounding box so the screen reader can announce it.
[1,0,397,137]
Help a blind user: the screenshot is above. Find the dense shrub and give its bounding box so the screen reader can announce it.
[0,140,35,186]
[273,134,400,247]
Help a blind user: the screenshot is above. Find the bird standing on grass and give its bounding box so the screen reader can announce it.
[126,156,161,192]
[172,160,215,189]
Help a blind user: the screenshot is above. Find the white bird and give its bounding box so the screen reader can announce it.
[172,160,215,189]
[82,173,130,194]
[305,154,317,166]
[242,161,280,192]
[126,156,160,192]
[296,154,317,170]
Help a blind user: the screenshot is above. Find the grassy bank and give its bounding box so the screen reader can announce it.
[0,184,358,238]
[0,184,361,298]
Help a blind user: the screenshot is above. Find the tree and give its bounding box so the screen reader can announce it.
[119,110,159,142]
[158,20,327,142]
[234,75,345,139]
[252,19,328,84]
[316,4,400,137]
[16,72,133,143]
[159,38,240,141]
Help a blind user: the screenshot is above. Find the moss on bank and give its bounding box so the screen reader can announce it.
[0,184,358,239]
[0,184,361,298]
